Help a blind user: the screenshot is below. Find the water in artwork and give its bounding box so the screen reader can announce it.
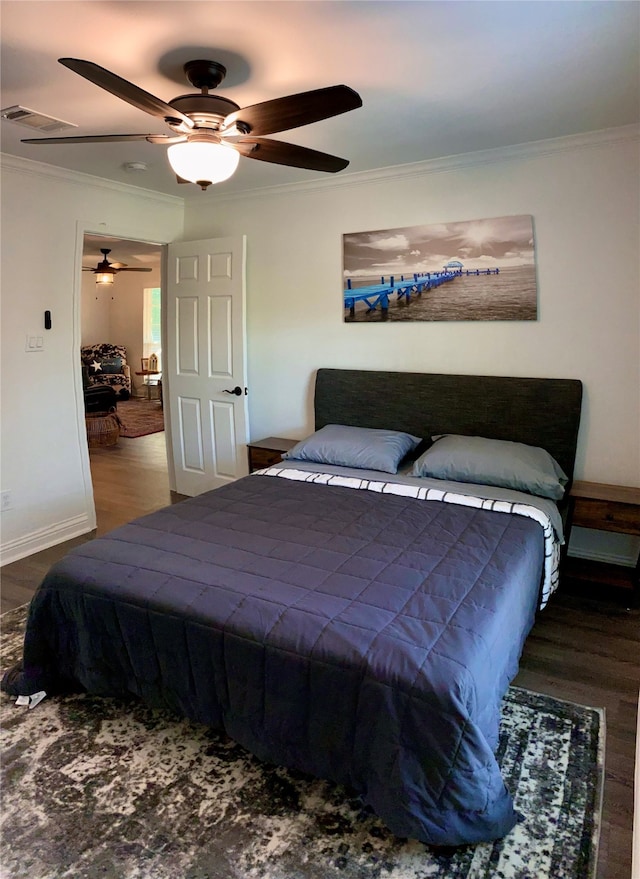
[344,265,537,322]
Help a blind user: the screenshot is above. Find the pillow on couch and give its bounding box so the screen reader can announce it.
[99,357,123,374]
[81,343,127,366]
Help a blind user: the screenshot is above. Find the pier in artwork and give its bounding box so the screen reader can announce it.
[344,268,500,317]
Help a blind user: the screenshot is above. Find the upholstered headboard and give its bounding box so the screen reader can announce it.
[314,369,583,485]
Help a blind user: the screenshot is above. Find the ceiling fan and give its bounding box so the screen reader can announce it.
[84,248,152,285]
[21,57,363,189]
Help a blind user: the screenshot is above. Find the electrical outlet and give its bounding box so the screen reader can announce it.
[1,490,13,511]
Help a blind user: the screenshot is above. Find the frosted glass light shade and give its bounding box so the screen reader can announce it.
[167,141,240,187]
[96,272,114,285]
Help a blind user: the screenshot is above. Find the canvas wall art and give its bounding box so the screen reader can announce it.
[343,214,537,322]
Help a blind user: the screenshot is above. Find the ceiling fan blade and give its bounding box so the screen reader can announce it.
[109,262,128,269]
[115,267,153,273]
[21,133,163,145]
[59,58,194,129]
[236,137,349,172]
[223,85,362,136]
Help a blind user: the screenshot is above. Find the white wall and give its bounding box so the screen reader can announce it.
[80,273,111,344]
[0,156,183,563]
[81,260,162,397]
[81,253,162,393]
[183,128,640,492]
[1,128,638,566]
[109,267,162,396]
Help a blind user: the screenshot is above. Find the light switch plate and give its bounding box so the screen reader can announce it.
[25,335,44,352]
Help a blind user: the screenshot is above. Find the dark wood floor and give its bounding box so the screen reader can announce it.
[1,434,637,879]
[515,591,638,879]
[1,432,178,614]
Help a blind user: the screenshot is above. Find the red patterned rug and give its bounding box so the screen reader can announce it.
[117,399,164,438]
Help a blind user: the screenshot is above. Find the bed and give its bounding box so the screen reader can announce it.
[3,369,583,847]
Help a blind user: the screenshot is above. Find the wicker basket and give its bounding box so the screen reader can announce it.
[85,409,122,448]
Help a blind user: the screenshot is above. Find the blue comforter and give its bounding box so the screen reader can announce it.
[5,471,546,846]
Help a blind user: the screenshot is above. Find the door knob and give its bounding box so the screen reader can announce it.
[223,386,243,396]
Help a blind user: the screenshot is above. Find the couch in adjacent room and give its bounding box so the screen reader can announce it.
[81,344,131,399]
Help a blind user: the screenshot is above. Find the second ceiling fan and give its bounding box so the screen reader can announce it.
[22,57,363,189]
[84,248,152,285]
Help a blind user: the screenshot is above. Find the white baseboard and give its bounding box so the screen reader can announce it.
[0,514,93,567]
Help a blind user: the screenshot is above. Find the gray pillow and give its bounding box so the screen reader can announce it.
[411,434,568,500]
[283,424,421,474]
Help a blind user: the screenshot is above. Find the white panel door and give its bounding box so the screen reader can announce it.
[166,236,249,496]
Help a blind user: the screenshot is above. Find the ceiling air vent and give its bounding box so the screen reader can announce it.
[0,105,77,133]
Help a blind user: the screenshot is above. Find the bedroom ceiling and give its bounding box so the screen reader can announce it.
[1,1,638,199]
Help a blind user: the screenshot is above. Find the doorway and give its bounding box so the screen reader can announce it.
[81,233,171,531]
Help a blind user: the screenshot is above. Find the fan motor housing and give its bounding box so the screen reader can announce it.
[169,94,241,129]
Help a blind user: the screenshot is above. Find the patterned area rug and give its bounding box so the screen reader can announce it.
[117,399,164,438]
[0,605,604,879]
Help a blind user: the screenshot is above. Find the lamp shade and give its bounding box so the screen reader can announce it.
[167,141,240,188]
[96,272,115,285]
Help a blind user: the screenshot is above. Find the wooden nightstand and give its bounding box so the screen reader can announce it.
[565,480,640,604]
[247,437,298,473]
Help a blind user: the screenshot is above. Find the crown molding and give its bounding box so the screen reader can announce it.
[196,124,640,205]
[0,152,184,207]
[2,124,637,207]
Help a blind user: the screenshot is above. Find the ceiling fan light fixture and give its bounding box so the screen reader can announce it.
[95,271,115,285]
[24,58,362,185]
[167,139,240,189]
